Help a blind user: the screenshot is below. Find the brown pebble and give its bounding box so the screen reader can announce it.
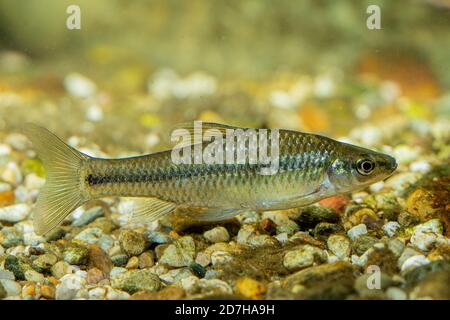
[261,218,277,235]
[87,267,106,285]
[126,256,139,269]
[88,244,113,274]
[406,188,438,221]
[40,285,55,299]
[138,251,154,269]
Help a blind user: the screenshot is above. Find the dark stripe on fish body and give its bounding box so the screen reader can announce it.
[85,153,322,186]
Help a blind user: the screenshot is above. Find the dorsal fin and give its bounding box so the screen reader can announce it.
[128,197,177,223]
[170,122,249,148]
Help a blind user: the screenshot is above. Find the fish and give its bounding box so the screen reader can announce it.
[22,122,397,235]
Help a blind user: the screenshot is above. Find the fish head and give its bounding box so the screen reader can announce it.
[325,144,397,194]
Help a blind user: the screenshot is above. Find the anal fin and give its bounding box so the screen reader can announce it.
[186,207,242,222]
[129,197,177,223]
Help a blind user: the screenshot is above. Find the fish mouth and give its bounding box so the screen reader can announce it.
[389,155,398,172]
[384,155,398,176]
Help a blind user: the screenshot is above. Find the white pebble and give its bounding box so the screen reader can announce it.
[401,255,430,272]
[105,286,130,300]
[210,251,233,266]
[0,279,21,296]
[409,160,431,173]
[88,287,106,300]
[347,224,368,240]
[110,267,127,277]
[270,90,296,109]
[274,232,289,244]
[383,221,401,237]
[56,274,86,300]
[1,161,22,184]
[203,227,230,243]
[64,73,97,98]
[393,145,420,164]
[0,204,30,222]
[0,182,11,192]
[0,144,11,156]
[386,287,407,300]
[86,104,104,122]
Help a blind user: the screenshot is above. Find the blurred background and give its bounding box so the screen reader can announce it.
[0,0,449,155]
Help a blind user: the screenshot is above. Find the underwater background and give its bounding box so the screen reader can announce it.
[0,0,449,300]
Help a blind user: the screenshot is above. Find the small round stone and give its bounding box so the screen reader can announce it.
[203,227,230,243]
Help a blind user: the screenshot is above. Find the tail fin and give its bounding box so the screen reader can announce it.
[22,124,91,235]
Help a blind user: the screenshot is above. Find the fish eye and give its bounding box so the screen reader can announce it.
[356,159,375,175]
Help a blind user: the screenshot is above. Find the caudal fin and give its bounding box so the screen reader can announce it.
[22,124,90,235]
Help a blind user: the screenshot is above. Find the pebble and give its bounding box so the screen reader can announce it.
[74,227,114,252]
[406,188,438,221]
[86,267,106,285]
[110,269,161,294]
[105,286,130,300]
[410,219,444,251]
[72,206,104,227]
[86,104,104,122]
[55,274,87,300]
[386,287,408,300]
[195,251,211,267]
[51,261,73,279]
[1,162,22,185]
[0,282,6,299]
[40,285,56,299]
[235,277,267,299]
[0,204,30,222]
[347,224,368,240]
[410,160,431,173]
[125,256,139,269]
[383,221,401,237]
[401,255,430,272]
[327,235,351,259]
[24,269,45,283]
[262,211,299,235]
[203,226,230,243]
[119,229,148,256]
[387,239,405,257]
[110,267,127,277]
[0,270,15,280]
[159,236,196,267]
[88,287,106,300]
[283,245,326,271]
[211,251,233,266]
[352,235,379,256]
[0,227,23,248]
[87,244,113,274]
[138,251,154,269]
[0,279,21,297]
[160,268,193,284]
[63,244,89,265]
[111,254,129,267]
[63,72,97,98]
